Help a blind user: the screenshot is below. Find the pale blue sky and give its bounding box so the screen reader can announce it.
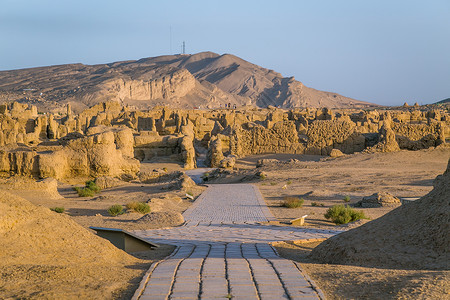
[1,0,449,105]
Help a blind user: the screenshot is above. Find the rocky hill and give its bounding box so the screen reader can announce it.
[0,52,377,113]
[435,98,450,104]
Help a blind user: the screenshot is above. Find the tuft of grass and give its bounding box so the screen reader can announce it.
[86,180,101,193]
[201,172,210,182]
[163,167,168,172]
[73,180,101,197]
[324,205,366,225]
[135,202,151,214]
[126,202,151,214]
[74,187,95,197]
[343,195,351,203]
[270,182,277,186]
[311,202,325,207]
[108,204,124,216]
[287,180,293,185]
[126,201,139,210]
[259,173,267,180]
[50,207,65,213]
[281,196,304,208]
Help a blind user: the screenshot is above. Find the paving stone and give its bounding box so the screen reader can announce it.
[133,184,331,300]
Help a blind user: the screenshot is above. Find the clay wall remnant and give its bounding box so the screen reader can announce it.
[0,101,448,177]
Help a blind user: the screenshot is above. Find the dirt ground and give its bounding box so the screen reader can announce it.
[241,148,450,228]
[274,241,450,300]
[0,244,175,300]
[1,148,449,299]
[2,161,205,231]
[0,161,201,299]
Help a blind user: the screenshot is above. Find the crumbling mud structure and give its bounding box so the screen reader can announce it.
[0,101,448,179]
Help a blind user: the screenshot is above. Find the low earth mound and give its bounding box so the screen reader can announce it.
[136,211,185,227]
[1,177,62,199]
[310,159,450,270]
[355,192,401,208]
[0,191,145,299]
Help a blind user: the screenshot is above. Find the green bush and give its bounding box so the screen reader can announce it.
[270,182,277,186]
[73,180,101,197]
[282,197,304,208]
[74,187,95,197]
[311,202,325,207]
[324,205,366,225]
[50,207,65,213]
[108,204,124,216]
[126,202,151,214]
[126,201,139,210]
[287,180,293,185]
[134,202,151,214]
[343,195,351,203]
[85,180,101,193]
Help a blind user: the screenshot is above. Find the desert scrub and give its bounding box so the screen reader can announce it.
[287,180,293,185]
[126,201,139,210]
[324,205,366,225]
[108,204,124,216]
[201,172,210,181]
[74,180,101,197]
[126,202,151,214]
[311,202,325,207]
[50,207,65,213]
[281,196,304,208]
[343,195,351,202]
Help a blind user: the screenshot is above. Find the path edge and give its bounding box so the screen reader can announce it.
[131,246,181,300]
[251,184,278,223]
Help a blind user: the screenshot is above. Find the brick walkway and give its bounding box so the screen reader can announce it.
[132,184,341,300]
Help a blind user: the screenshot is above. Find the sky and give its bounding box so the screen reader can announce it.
[1,0,449,106]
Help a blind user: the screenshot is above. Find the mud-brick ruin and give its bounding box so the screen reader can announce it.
[0,101,448,180]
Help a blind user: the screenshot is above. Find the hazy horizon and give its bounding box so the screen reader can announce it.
[1,0,449,106]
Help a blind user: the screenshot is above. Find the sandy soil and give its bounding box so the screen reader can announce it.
[2,170,205,232]
[0,190,176,299]
[274,241,450,300]
[0,162,204,299]
[242,148,450,228]
[1,149,448,299]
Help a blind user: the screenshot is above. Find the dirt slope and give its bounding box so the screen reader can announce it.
[309,159,450,270]
[0,190,148,299]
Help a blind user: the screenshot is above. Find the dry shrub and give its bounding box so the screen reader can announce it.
[282,196,304,208]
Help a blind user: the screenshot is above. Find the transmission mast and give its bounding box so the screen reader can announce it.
[182,41,185,54]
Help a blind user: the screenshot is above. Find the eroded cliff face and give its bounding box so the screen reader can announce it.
[99,69,196,102]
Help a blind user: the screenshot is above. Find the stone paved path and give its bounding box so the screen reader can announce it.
[132,184,341,300]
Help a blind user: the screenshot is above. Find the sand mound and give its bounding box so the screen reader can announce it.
[1,177,62,199]
[0,191,143,298]
[136,211,185,227]
[355,192,401,208]
[0,190,135,264]
[95,175,124,189]
[309,159,450,270]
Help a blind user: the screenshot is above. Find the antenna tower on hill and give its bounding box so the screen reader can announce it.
[182,41,185,54]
